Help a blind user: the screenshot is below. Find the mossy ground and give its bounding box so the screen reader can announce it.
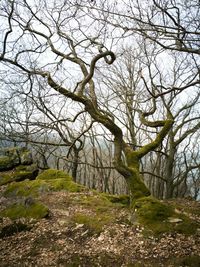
[167,198,200,216]
[59,192,130,235]
[1,169,199,238]
[126,256,200,267]
[170,255,200,267]
[133,196,200,236]
[71,212,113,234]
[0,188,199,266]
[102,193,130,206]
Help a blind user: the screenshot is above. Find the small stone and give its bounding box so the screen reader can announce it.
[168,217,183,223]
[98,234,104,241]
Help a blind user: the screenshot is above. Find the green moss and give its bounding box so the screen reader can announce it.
[0,156,14,171]
[0,201,49,219]
[4,179,50,197]
[126,170,150,200]
[12,171,36,180]
[47,179,85,192]
[174,214,199,235]
[102,193,130,206]
[172,255,200,267]
[169,199,200,216]
[4,175,85,198]
[71,212,113,234]
[0,173,12,186]
[0,164,39,186]
[0,171,33,186]
[133,196,200,236]
[75,194,114,212]
[20,150,33,165]
[69,193,129,221]
[136,119,174,158]
[36,169,72,181]
[126,151,140,169]
[134,196,174,221]
[16,163,38,172]
[69,193,128,232]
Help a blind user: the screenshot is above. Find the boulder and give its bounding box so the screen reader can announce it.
[0,147,33,171]
[3,169,85,197]
[0,156,16,171]
[0,147,38,186]
[0,147,20,171]
[0,200,49,220]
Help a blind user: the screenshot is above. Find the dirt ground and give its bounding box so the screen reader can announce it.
[0,191,200,267]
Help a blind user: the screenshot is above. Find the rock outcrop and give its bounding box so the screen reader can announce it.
[0,147,39,186]
[0,147,49,221]
[0,147,33,171]
[0,150,84,222]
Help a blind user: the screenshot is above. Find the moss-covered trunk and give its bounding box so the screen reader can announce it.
[123,149,150,200]
[126,169,150,200]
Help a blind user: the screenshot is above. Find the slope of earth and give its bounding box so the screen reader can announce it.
[0,189,200,267]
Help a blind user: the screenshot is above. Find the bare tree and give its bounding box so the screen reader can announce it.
[4,0,200,200]
[98,44,200,199]
[0,0,173,199]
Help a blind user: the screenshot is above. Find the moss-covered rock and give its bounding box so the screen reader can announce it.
[133,196,200,236]
[4,170,85,197]
[0,156,17,171]
[0,201,49,220]
[0,147,33,171]
[15,163,39,177]
[47,178,85,192]
[134,196,174,221]
[0,171,30,186]
[0,164,39,186]
[4,179,49,197]
[36,169,72,181]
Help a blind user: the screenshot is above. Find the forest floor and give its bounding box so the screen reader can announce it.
[0,190,200,267]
